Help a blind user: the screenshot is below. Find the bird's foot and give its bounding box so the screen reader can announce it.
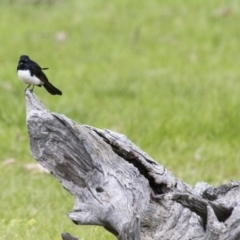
[25,85,30,92]
[30,85,35,92]
[25,85,34,93]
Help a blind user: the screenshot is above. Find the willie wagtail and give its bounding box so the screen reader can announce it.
[17,55,62,95]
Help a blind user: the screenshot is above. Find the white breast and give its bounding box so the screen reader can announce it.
[18,70,42,85]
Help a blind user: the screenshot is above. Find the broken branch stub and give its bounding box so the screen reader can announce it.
[25,90,240,240]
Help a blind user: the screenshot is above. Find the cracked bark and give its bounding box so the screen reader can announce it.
[25,90,240,240]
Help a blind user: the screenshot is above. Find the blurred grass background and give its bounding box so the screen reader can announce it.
[0,0,240,239]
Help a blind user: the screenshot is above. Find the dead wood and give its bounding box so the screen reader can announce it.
[25,90,240,240]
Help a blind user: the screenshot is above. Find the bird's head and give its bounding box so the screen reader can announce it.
[19,55,30,61]
[17,55,30,69]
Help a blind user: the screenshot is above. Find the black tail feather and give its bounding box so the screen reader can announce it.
[43,81,62,95]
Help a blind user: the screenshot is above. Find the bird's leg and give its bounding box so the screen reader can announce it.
[30,85,35,92]
[25,85,31,92]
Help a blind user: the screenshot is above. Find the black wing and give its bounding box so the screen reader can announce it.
[28,60,49,84]
[30,59,49,70]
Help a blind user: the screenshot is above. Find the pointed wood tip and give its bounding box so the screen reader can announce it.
[25,89,47,115]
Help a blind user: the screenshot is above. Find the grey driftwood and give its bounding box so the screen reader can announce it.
[25,90,240,240]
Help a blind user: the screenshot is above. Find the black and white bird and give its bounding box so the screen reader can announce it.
[17,55,62,95]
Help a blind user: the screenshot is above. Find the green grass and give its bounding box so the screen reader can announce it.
[1,0,240,239]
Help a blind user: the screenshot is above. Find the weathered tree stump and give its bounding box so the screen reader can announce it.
[25,90,240,240]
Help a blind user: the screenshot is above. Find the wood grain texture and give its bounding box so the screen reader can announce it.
[25,90,240,240]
